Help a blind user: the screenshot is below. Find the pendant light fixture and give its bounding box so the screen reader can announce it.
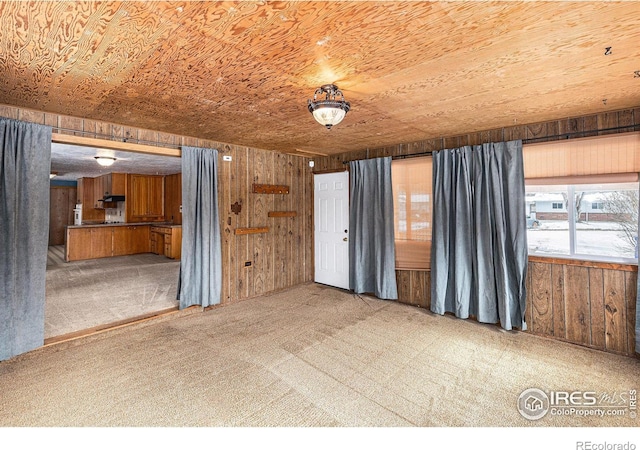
[307,84,350,130]
[94,156,116,167]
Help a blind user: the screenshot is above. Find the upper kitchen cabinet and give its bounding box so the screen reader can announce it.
[92,175,104,209]
[83,173,127,211]
[77,177,104,221]
[96,172,126,209]
[164,173,182,224]
[93,173,127,209]
[127,174,164,222]
[76,176,88,206]
[103,173,126,198]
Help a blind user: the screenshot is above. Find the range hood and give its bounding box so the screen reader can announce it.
[101,195,125,202]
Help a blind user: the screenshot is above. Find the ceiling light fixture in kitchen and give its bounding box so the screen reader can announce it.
[95,156,116,167]
[308,84,350,130]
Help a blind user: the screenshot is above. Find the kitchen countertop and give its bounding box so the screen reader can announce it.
[67,222,182,229]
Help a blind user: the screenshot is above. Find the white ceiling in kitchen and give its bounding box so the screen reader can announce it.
[50,143,182,181]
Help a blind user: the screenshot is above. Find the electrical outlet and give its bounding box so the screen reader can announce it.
[223,155,232,162]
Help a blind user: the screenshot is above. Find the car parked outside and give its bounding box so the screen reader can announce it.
[526,216,540,229]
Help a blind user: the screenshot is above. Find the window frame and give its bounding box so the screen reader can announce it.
[526,180,638,265]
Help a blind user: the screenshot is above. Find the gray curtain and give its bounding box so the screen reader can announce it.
[349,156,398,300]
[636,184,639,355]
[0,118,52,361]
[179,147,221,309]
[431,140,527,331]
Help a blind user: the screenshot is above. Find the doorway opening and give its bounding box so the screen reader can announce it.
[46,138,182,341]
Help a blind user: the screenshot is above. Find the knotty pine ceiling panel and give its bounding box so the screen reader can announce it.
[1,1,639,155]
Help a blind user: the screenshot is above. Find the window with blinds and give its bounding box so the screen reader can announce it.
[523,132,640,264]
[391,157,432,269]
[525,178,638,263]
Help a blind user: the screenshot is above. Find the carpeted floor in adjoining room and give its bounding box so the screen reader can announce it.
[45,246,180,339]
[1,282,638,427]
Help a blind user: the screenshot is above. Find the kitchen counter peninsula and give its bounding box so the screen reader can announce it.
[64,223,182,262]
[67,222,182,229]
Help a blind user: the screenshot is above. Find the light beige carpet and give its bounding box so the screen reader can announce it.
[45,246,179,338]
[1,282,638,427]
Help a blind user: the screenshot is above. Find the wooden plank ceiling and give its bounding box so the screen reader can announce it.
[1,1,639,156]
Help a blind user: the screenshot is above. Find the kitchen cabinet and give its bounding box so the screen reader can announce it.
[94,173,126,209]
[66,224,152,261]
[91,227,113,258]
[113,225,151,256]
[150,228,163,255]
[93,175,104,209]
[77,177,103,221]
[150,225,182,259]
[76,177,88,206]
[164,173,182,224]
[103,173,126,197]
[65,226,112,261]
[65,227,93,261]
[76,177,89,207]
[129,225,151,254]
[128,174,164,221]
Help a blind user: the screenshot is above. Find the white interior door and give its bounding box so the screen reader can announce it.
[314,171,350,289]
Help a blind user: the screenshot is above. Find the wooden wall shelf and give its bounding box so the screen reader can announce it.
[252,184,289,194]
[235,227,269,235]
[268,211,297,218]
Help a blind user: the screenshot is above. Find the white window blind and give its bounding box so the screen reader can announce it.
[392,157,432,270]
[523,132,640,178]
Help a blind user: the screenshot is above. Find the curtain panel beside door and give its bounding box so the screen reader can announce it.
[349,157,398,300]
[431,140,527,331]
[0,118,52,361]
[179,147,222,309]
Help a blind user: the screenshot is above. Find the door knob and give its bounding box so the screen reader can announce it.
[343,237,348,242]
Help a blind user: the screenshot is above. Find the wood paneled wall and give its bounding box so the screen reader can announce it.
[395,270,430,310]
[219,147,313,303]
[315,106,640,357]
[527,258,637,357]
[1,103,313,305]
[49,186,77,245]
[397,261,637,357]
